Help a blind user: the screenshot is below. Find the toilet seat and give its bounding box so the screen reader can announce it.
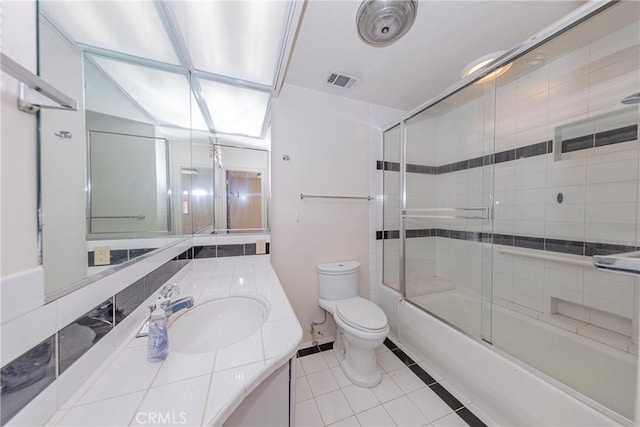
[336,297,388,332]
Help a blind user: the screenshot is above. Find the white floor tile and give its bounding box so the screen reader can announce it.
[297,376,314,402]
[295,398,324,427]
[371,374,404,403]
[328,415,361,426]
[376,352,406,373]
[315,389,354,425]
[342,385,381,414]
[383,395,429,426]
[300,353,330,374]
[308,369,340,396]
[58,391,145,426]
[407,387,455,422]
[431,412,468,427]
[331,366,353,388]
[323,349,340,368]
[296,357,306,377]
[388,366,426,394]
[355,405,395,427]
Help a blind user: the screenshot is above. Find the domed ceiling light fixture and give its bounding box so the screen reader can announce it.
[461,51,513,84]
[356,0,418,47]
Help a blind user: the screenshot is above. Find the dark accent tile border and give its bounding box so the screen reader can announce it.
[58,298,114,374]
[298,338,486,426]
[296,341,334,358]
[386,337,485,426]
[595,124,638,148]
[457,407,488,427]
[562,134,593,153]
[376,228,636,257]
[194,243,270,259]
[1,336,56,425]
[378,124,634,176]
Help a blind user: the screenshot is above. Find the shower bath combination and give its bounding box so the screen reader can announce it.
[380,1,640,423]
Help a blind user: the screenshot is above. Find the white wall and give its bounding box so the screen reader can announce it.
[271,83,401,342]
[1,0,38,278]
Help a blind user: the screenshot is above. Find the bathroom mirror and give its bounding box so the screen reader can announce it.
[38,7,271,300]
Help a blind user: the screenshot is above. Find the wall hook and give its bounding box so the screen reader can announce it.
[54,131,72,139]
[282,154,291,161]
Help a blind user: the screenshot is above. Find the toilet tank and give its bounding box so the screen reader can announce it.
[317,261,360,300]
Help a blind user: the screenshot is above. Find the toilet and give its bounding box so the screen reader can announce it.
[317,261,389,388]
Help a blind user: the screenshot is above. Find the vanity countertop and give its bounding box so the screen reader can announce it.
[48,257,302,427]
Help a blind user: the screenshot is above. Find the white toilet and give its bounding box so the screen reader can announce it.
[317,261,389,388]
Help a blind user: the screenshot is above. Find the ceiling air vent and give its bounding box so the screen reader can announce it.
[325,72,361,90]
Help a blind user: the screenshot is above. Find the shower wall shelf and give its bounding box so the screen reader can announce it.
[497,245,593,268]
[1,52,78,114]
[300,193,373,201]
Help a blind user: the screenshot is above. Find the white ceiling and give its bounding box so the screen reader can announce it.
[284,0,585,112]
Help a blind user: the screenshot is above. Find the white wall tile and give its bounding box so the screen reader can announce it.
[1,301,57,366]
[1,267,45,324]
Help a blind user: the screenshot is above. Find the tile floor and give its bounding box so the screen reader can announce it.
[294,337,496,426]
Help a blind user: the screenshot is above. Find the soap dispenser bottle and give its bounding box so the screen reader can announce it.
[147,305,168,362]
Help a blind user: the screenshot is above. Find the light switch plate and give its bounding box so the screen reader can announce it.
[94,246,110,265]
[256,239,266,255]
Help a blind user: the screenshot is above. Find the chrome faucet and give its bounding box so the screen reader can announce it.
[136,285,194,338]
[160,296,195,316]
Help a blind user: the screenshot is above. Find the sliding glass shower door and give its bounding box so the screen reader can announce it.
[382,1,639,422]
[388,77,496,342]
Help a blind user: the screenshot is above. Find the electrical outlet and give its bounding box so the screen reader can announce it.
[256,239,266,255]
[94,246,110,266]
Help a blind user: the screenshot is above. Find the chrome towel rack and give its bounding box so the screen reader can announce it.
[1,52,78,113]
[300,193,374,201]
[91,215,146,220]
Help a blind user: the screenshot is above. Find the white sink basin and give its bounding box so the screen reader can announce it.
[169,295,270,354]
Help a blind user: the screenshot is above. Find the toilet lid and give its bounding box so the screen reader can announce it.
[336,298,388,332]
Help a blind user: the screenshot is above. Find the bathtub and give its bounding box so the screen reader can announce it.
[379,285,633,426]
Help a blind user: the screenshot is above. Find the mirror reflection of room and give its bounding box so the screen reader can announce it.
[38,5,271,298]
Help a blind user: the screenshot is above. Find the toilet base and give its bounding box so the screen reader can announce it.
[339,340,383,388]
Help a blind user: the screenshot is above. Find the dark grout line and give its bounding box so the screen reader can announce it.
[456,407,488,427]
[296,341,334,358]
[385,338,487,427]
[296,337,488,426]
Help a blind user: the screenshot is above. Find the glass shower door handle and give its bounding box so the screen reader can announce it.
[401,207,490,220]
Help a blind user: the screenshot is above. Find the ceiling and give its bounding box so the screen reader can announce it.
[41,0,586,140]
[284,0,585,112]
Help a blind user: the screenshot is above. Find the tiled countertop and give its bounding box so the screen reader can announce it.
[48,257,302,426]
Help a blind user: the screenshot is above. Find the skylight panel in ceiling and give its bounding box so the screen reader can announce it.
[91,56,208,130]
[41,1,179,65]
[199,79,270,137]
[170,1,291,86]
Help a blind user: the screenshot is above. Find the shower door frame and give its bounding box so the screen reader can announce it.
[379,1,634,424]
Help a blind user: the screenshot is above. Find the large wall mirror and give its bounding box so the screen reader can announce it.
[38,2,272,300]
